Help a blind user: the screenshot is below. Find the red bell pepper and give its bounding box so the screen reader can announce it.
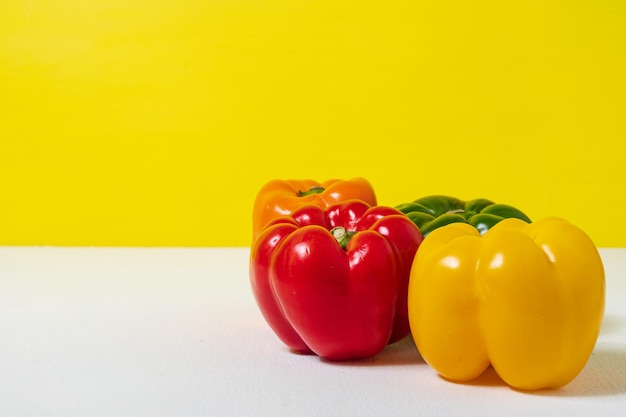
[249,200,423,361]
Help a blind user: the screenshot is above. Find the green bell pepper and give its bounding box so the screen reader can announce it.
[396,195,531,237]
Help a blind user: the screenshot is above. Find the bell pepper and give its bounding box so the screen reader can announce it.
[396,195,531,236]
[249,200,423,361]
[408,217,605,390]
[252,178,377,238]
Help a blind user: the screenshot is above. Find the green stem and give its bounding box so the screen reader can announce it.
[331,226,356,249]
[298,186,325,197]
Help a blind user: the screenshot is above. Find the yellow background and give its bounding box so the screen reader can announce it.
[1,0,625,247]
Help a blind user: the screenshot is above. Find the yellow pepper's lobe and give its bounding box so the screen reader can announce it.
[408,217,605,390]
[408,223,489,381]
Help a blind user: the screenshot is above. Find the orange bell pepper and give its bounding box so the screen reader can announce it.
[252,178,377,238]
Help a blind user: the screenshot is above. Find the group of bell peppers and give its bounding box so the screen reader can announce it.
[249,177,605,391]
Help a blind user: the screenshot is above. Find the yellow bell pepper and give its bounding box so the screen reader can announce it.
[408,217,605,390]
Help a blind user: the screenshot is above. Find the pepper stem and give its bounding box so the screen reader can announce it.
[298,186,325,197]
[331,226,356,249]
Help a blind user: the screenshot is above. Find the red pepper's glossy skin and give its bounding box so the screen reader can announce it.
[249,219,309,352]
[249,200,423,361]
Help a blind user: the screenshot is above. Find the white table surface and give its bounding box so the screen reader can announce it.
[1,246,625,416]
